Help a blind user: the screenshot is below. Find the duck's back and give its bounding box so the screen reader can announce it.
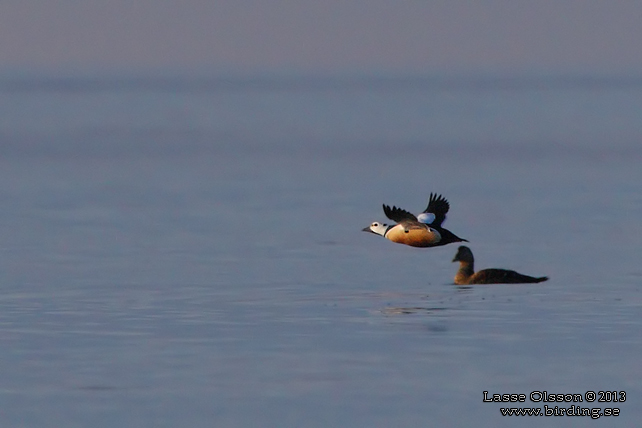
[470,269,548,284]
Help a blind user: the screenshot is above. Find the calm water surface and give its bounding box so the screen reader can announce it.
[0,75,641,427]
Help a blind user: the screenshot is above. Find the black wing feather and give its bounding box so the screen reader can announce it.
[423,193,450,227]
[383,204,418,223]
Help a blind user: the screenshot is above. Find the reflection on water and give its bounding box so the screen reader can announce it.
[381,307,448,315]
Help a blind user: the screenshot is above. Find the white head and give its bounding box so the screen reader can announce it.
[362,221,389,237]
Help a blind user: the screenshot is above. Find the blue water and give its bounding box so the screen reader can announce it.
[1,75,641,427]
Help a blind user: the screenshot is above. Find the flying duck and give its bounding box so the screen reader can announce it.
[362,193,467,248]
[452,246,548,285]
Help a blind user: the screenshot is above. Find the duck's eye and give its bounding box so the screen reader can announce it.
[372,222,379,227]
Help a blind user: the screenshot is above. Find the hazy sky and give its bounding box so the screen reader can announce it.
[1,0,641,74]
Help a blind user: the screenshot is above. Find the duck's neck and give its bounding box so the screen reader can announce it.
[454,261,475,285]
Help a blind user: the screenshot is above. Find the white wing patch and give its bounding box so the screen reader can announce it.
[417,212,435,224]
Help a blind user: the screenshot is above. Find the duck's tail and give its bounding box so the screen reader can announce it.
[520,275,548,283]
[440,229,468,244]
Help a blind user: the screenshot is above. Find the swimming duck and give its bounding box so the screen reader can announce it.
[452,246,548,285]
[362,193,467,248]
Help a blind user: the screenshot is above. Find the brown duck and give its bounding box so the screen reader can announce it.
[452,246,548,285]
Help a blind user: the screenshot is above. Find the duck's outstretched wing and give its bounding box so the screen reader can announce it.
[422,193,450,227]
[383,204,418,223]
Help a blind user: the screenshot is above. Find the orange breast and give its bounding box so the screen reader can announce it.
[385,225,442,247]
